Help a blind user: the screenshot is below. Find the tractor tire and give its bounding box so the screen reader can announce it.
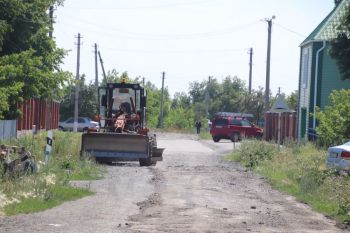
[139,158,152,166]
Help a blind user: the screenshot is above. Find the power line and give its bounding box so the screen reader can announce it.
[65,0,214,10]
[274,23,305,37]
[103,47,246,54]
[58,15,260,40]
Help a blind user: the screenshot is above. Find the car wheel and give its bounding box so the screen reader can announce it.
[230,133,240,142]
[213,136,220,142]
[59,126,64,131]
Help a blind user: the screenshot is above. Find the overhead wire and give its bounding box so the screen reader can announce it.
[274,23,306,38]
[58,13,260,40]
[65,0,214,10]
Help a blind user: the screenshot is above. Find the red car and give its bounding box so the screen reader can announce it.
[210,116,263,142]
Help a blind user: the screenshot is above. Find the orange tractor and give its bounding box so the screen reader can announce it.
[81,81,164,166]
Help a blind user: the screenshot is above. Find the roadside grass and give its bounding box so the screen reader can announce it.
[227,140,350,223]
[0,131,104,215]
[199,131,212,140]
[4,185,92,215]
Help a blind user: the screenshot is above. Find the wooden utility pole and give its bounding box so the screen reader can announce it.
[158,72,165,128]
[94,43,98,87]
[98,51,107,83]
[46,6,54,130]
[73,33,81,132]
[264,16,275,112]
[248,48,253,94]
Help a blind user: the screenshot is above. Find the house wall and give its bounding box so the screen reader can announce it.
[298,41,350,141]
[307,42,324,134]
[319,43,350,108]
[298,44,313,139]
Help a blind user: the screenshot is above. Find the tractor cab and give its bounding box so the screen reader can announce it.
[98,83,147,133]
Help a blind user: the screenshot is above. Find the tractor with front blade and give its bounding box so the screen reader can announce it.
[81,81,164,166]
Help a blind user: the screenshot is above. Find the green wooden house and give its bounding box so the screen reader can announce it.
[298,0,350,140]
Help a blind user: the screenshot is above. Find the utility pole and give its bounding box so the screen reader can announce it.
[248,48,253,94]
[158,72,165,128]
[94,43,99,87]
[73,33,81,132]
[46,5,54,130]
[264,16,275,112]
[98,51,107,83]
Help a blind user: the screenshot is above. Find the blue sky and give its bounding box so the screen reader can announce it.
[54,0,334,96]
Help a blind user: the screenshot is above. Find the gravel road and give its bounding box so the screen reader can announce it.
[0,133,347,233]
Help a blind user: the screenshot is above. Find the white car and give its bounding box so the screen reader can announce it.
[326,141,350,171]
[59,117,99,132]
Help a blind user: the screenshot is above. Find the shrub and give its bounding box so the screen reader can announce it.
[232,140,277,168]
[316,89,350,147]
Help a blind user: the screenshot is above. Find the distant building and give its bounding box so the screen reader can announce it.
[298,0,350,140]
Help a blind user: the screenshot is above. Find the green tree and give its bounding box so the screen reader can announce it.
[0,0,68,119]
[316,89,350,146]
[60,78,98,121]
[329,5,350,80]
[286,90,298,110]
[188,76,246,120]
[240,88,265,125]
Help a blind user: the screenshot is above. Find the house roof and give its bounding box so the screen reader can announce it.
[300,0,350,47]
[270,94,290,113]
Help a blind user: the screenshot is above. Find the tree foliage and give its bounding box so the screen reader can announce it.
[316,89,350,147]
[286,90,298,110]
[329,5,350,80]
[59,77,98,121]
[0,0,68,119]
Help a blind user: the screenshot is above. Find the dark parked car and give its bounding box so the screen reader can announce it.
[210,114,263,142]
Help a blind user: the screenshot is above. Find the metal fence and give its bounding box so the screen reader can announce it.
[0,120,17,140]
[264,111,297,142]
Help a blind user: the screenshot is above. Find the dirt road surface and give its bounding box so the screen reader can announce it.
[0,133,347,233]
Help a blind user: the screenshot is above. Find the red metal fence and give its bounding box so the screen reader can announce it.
[264,112,297,142]
[17,98,60,131]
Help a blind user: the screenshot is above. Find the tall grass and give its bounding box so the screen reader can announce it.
[0,131,103,215]
[227,140,350,223]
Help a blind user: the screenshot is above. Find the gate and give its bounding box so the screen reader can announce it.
[0,120,17,140]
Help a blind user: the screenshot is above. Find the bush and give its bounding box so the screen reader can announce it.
[231,140,277,168]
[316,89,350,147]
[230,140,350,223]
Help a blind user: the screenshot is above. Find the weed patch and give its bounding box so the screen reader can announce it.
[4,185,92,215]
[0,132,103,215]
[228,140,350,223]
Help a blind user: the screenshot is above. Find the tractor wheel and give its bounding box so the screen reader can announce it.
[139,158,152,166]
